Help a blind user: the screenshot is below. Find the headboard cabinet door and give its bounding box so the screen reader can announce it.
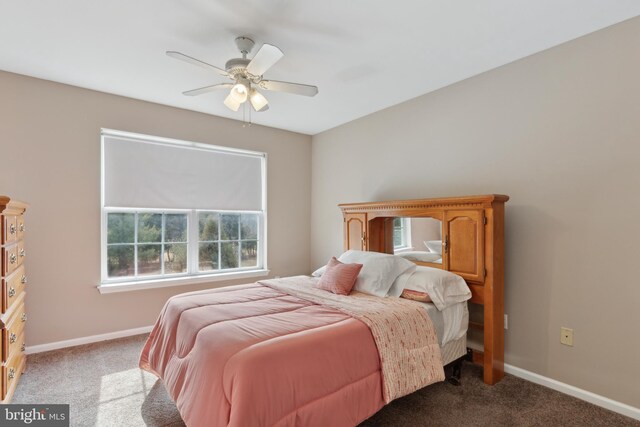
[344,213,367,251]
[444,209,485,283]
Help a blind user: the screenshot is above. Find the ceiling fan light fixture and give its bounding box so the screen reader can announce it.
[249,89,269,112]
[223,92,241,111]
[230,78,250,103]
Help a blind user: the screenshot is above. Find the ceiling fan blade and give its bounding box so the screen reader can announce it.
[246,44,284,76]
[183,83,234,96]
[166,51,229,77]
[259,80,318,97]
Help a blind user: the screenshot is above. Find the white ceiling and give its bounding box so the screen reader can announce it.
[2,1,640,135]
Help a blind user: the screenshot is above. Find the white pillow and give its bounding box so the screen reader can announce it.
[424,240,443,254]
[403,266,471,310]
[311,264,326,277]
[312,250,416,297]
[396,251,442,263]
[387,268,414,297]
[340,250,416,297]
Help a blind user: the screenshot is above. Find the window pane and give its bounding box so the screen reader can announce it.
[199,243,219,271]
[138,244,161,275]
[166,214,187,242]
[199,212,219,241]
[165,243,187,274]
[221,241,239,269]
[393,217,401,227]
[138,213,162,243]
[107,245,134,277]
[394,230,402,247]
[107,213,135,244]
[241,241,258,267]
[240,214,258,240]
[220,214,239,240]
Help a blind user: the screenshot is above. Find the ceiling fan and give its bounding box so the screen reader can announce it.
[167,36,318,113]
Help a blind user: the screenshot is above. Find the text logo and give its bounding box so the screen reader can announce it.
[1,405,69,426]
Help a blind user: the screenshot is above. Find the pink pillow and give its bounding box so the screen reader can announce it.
[400,289,432,303]
[315,257,363,295]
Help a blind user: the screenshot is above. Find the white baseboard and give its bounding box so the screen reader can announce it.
[504,363,640,421]
[25,325,153,355]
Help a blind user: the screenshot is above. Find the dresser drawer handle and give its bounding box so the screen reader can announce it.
[21,313,27,322]
[8,367,15,380]
[19,223,24,232]
[9,253,17,264]
[19,249,25,258]
[9,224,16,234]
[8,287,15,298]
[21,275,27,285]
[21,343,25,352]
[9,332,16,344]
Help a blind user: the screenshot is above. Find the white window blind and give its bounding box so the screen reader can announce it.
[102,131,265,211]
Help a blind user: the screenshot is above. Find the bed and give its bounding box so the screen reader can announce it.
[140,194,507,426]
[140,275,469,427]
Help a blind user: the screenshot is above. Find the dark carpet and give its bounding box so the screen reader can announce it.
[12,334,638,426]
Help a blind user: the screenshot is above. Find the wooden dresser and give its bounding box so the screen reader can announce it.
[0,196,28,403]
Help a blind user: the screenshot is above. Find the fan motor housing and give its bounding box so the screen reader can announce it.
[225,58,251,76]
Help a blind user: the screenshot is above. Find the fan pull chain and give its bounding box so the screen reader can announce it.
[242,101,252,128]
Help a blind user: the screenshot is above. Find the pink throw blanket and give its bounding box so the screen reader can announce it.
[140,277,444,427]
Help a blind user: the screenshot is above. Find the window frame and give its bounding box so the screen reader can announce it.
[393,217,412,251]
[99,129,268,294]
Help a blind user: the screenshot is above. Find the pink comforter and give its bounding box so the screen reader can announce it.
[140,283,385,427]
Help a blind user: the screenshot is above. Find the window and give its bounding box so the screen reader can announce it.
[198,212,259,271]
[393,218,411,250]
[100,129,267,291]
[107,212,188,278]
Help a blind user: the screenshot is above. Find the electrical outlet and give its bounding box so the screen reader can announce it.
[560,327,573,346]
[504,314,508,330]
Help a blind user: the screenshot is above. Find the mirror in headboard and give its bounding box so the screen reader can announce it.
[392,217,443,267]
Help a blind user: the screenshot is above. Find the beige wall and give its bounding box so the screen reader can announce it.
[0,71,311,346]
[311,17,640,407]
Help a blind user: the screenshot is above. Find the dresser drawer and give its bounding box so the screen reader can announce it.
[1,265,26,314]
[16,215,25,241]
[2,244,19,276]
[17,241,26,268]
[2,299,26,361]
[1,350,25,402]
[1,215,18,245]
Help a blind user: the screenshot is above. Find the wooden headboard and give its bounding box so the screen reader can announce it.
[339,194,509,385]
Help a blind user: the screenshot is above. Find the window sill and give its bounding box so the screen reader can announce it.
[97,269,270,294]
